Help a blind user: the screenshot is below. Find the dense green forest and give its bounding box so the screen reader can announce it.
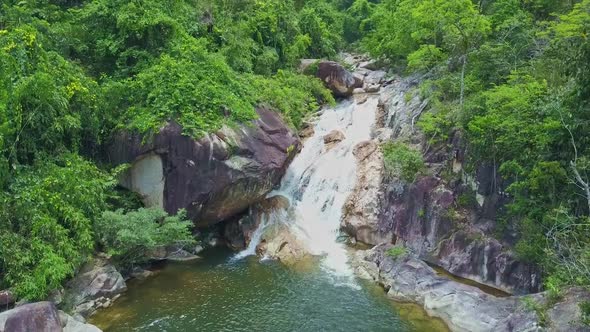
[0,0,589,302]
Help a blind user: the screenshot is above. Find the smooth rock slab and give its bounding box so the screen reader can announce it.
[0,302,61,332]
[63,258,126,317]
[352,244,590,332]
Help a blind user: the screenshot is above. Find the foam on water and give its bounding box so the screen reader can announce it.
[237,97,378,284]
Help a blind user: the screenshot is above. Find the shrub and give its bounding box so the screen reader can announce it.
[94,207,196,268]
[581,301,590,326]
[386,245,408,259]
[382,142,425,182]
[0,154,117,300]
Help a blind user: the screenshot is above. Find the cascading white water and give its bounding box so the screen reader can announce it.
[238,96,379,281]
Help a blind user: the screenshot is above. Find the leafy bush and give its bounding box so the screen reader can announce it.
[95,207,195,268]
[0,154,117,300]
[382,142,425,182]
[386,245,408,259]
[581,301,590,326]
[251,71,335,129]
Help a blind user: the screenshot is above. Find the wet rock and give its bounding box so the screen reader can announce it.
[63,257,126,317]
[360,75,542,294]
[59,310,102,332]
[366,84,381,93]
[129,268,156,281]
[436,231,541,294]
[352,88,366,94]
[315,61,361,97]
[355,94,368,105]
[109,107,300,227]
[164,248,200,262]
[193,244,205,254]
[353,73,365,87]
[223,195,291,249]
[352,244,590,332]
[364,70,387,86]
[323,130,345,150]
[299,122,315,142]
[0,302,62,332]
[0,290,14,307]
[343,141,391,245]
[359,59,379,70]
[323,129,345,143]
[257,223,308,265]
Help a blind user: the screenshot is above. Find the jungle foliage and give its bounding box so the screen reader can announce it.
[1,0,589,301]
[359,0,590,290]
[0,0,342,300]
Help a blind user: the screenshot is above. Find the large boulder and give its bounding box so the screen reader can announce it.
[352,244,590,332]
[342,140,391,245]
[0,302,62,332]
[63,258,126,317]
[315,61,361,97]
[109,107,300,227]
[59,311,102,332]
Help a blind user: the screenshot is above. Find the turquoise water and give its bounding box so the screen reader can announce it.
[90,249,448,332]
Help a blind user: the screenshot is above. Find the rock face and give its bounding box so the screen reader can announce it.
[223,195,291,249]
[340,73,540,295]
[343,140,390,245]
[63,258,126,317]
[315,61,361,97]
[224,195,308,264]
[352,244,590,332]
[109,107,300,227]
[0,302,101,332]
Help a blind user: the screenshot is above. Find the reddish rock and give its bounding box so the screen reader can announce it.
[109,107,301,227]
[315,61,361,97]
[0,302,61,332]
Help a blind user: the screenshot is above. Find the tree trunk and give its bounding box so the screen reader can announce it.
[460,54,467,110]
[571,161,590,213]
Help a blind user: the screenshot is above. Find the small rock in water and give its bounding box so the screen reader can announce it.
[193,244,205,254]
[208,237,221,247]
[352,88,366,94]
[355,95,368,105]
[166,249,200,262]
[366,84,381,93]
[323,130,345,144]
[130,267,156,280]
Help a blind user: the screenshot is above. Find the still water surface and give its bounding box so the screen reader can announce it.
[90,249,448,332]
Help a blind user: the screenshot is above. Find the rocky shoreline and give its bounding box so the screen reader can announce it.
[351,244,590,332]
[2,55,588,332]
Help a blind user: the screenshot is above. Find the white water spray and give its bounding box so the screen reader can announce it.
[238,96,379,282]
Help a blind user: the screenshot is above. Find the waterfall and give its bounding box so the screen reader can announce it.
[237,96,378,281]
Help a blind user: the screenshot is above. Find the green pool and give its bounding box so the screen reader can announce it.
[90,249,448,332]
